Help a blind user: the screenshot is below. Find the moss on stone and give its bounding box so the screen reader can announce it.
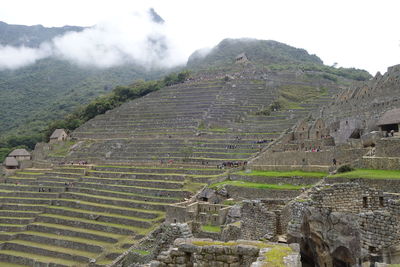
[263,245,293,267]
[201,224,221,233]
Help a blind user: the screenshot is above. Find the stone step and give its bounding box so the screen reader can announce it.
[0,185,65,193]
[57,192,166,211]
[0,217,35,225]
[51,199,161,219]
[68,187,179,203]
[0,224,27,232]
[1,240,94,263]
[42,206,155,228]
[0,197,53,205]
[0,251,77,267]
[0,210,41,217]
[79,177,184,189]
[86,171,187,181]
[14,232,104,253]
[92,166,223,175]
[0,204,46,212]
[229,174,321,185]
[35,214,136,236]
[0,192,59,199]
[27,223,119,243]
[73,182,190,198]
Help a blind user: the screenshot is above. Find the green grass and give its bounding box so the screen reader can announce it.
[45,205,162,222]
[131,249,150,255]
[222,199,238,206]
[209,180,308,190]
[183,182,207,193]
[207,127,230,132]
[0,262,29,267]
[78,187,181,201]
[331,169,400,179]
[191,240,269,249]
[31,222,123,239]
[201,224,221,233]
[237,170,326,178]
[48,140,77,157]
[8,239,98,258]
[95,165,220,171]
[21,231,112,247]
[263,245,293,267]
[0,250,83,266]
[87,170,218,178]
[14,172,44,175]
[38,213,153,235]
[64,192,167,206]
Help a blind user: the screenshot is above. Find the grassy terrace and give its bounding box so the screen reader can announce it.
[0,250,83,266]
[0,164,209,265]
[87,170,220,178]
[95,165,220,171]
[236,170,327,178]
[201,224,221,233]
[209,181,309,190]
[5,239,97,258]
[330,169,400,179]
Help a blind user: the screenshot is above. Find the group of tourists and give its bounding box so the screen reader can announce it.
[217,161,247,169]
[255,139,272,144]
[38,187,50,192]
[59,160,88,166]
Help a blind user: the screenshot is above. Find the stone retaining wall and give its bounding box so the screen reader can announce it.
[149,238,300,267]
[225,185,300,199]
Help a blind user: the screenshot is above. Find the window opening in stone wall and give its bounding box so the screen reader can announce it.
[363,197,368,208]
[379,197,384,207]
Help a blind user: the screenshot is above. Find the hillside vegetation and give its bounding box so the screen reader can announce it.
[0,58,172,137]
[188,38,371,82]
[187,38,323,68]
[0,70,190,162]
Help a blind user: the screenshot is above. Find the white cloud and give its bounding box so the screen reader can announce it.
[0,44,51,70]
[0,8,186,70]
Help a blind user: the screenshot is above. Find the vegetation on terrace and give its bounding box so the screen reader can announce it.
[330,169,400,180]
[236,170,326,178]
[201,224,221,233]
[256,85,328,115]
[209,180,310,190]
[0,70,190,162]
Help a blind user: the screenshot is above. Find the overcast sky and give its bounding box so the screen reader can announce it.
[1,0,399,74]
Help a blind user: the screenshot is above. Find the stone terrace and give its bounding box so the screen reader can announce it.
[0,68,342,266]
[66,69,339,165]
[0,164,222,266]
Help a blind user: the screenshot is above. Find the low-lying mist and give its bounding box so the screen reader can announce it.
[0,9,187,70]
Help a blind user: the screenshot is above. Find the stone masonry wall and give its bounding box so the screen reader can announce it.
[241,200,278,241]
[286,183,400,265]
[359,211,399,251]
[150,238,300,267]
[310,183,384,213]
[375,138,400,157]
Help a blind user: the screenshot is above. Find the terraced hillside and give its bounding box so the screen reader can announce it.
[60,65,339,165]
[1,64,351,266]
[0,164,220,266]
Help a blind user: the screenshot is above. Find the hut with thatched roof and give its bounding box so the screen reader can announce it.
[377,108,400,133]
[4,157,19,169]
[49,129,68,143]
[9,148,31,161]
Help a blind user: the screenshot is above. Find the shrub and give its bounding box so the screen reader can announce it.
[337,164,354,173]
